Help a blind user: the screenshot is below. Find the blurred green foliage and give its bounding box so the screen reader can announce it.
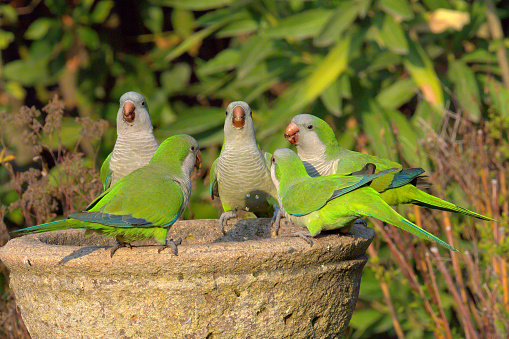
[1,0,509,337]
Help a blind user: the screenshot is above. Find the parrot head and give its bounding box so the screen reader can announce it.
[270,148,309,191]
[117,92,153,134]
[224,101,255,139]
[284,114,338,153]
[152,134,202,173]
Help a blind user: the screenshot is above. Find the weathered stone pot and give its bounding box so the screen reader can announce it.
[0,218,374,338]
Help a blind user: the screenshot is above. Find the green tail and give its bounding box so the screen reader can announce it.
[14,219,77,234]
[359,201,458,252]
[404,186,494,221]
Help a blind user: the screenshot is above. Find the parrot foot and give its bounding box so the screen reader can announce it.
[353,218,367,228]
[219,210,237,234]
[158,238,182,255]
[283,231,314,247]
[110,241,132,257]
[271,207,283,236]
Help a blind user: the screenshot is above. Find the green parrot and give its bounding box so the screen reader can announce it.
[270,148,457,251]
[100,91,159,190]
[16,134,202,257]
[210,101,279,233]
[284,114,493,221]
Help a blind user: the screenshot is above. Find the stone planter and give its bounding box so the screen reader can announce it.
[0,218,374,338]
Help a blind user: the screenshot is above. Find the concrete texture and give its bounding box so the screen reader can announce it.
[0,218,375,338]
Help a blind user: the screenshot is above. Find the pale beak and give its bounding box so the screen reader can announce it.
[123,101,136,122]
[284,122,300,145]
[232,105,245,128]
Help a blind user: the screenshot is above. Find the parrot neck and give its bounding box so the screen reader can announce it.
[297,142,337,177]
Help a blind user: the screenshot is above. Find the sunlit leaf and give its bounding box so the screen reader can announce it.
[91,0,114,23]
[24,18,54,40]
[0,29,14,50]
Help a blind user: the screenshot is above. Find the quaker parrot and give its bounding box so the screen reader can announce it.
[100,91,159,190]
[210,101,279,234]
[16,134,202,257]
[270,148,457,251]
[284,114,493,221]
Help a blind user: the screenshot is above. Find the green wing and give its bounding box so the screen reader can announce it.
[100,153,112,191]
[210,158,219,200]
[283,168,398,216]
[71,166,184,228]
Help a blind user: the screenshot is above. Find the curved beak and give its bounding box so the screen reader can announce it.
[195,150,203,169]
[123,101,136,123]
[284,122,300,145]
[232,105,245,128]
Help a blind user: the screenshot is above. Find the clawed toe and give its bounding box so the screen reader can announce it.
[158,238,182,255]
[110,241,132,257]
[282,231,314,247]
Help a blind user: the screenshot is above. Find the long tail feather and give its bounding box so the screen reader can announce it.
[358,201,458,252]
[405,186,494,221]
[13,219,76,234]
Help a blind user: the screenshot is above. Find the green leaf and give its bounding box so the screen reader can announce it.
[237,35,274,79]
[448,59,481,122]
[378,0,414,21]
[154,0,233,10]
[4,81,26,100]
[361,100,397,160]
[0,29,14,50]
[155,107,224,136]
[480,76,509,117]
[24,18,54,40]
[403,39,443,107]
[91,0,114,23]
[165,21,224,62]
[196,49,240,76]
[384,107,425,166]
[77,26,100,49]
[314,2,359,47]
[376,78,417,109]
[3,42,53,85]
[263,8,333,40]
[0,4,18,24]
[320,79,342,116]
[421,0,452,11]
[292,35,351,111]
[379,14,408,54]
[217,18,258,38]
[171,8,194,38]
[160,63,192,94]
[144,5,165,33]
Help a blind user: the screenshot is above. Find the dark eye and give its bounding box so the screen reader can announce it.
[225,110,228,116]
[141,101,145,106]
[271,156,275,163]
[191,146,195,151]
[307,124,313,130]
